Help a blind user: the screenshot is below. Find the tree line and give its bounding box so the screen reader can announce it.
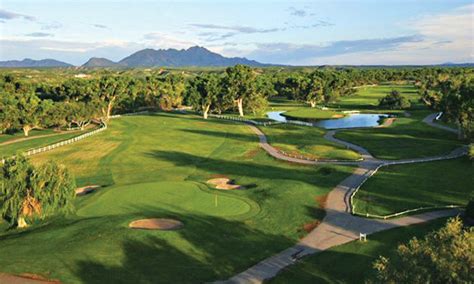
[1,66,472,139]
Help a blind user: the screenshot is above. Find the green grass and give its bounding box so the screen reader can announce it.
[335,110,463,160]
[0,112,354,283]
[270,218,448,284]
[260,124,361,161]
[331,84,421,111]
[0,129,94,158]
[0,129,59,143]
[353,157,473,216]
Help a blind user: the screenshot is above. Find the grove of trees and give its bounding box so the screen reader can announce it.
[0,65,472,140]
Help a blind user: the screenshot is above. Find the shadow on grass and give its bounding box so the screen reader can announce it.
[74,211,293,283]
[144,150,345,188]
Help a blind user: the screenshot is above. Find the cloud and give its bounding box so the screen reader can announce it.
[40,22,62,30]
[246,35,422,64]
[0,9,35,21]
[25,32,53,37]
[143,32,197,49]
[244,4,473,65]
[93,24,107,29]
[190,23,281,42]
[288,7,307,17]
[190,23,280,34]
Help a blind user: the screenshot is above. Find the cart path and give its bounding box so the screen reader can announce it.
[217,113,466,283]
[422,113,459,134]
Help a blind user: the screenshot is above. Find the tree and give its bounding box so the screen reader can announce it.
[15,92,49,136]
[65,101,97,130]
[223,65,258,117]
[97,76,126,120]
[158,74,186,110]
[0,156,76,228]
[379,90,411,110]
[0,92,20,133]
[186,74,222,119]
[305,76,325,108]
[371,217,473,284]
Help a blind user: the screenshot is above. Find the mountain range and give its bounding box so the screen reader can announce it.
[0,46,267,68]
[1,47,473,68]
[0,58,73,68]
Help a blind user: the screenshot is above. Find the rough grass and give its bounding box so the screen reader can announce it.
[261,124,361,161]
[0,112,354,283]
[353,157,473,216]
[269,218,448,284]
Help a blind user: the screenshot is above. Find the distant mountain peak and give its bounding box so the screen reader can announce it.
[118,46,267,67]
[0,58,73,68]
[82,57,118,67]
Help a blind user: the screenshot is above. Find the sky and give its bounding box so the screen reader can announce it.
[0,0,473,66]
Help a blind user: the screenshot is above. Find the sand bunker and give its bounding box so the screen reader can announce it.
[129,218,183,230]
[75,185,101,196]
[207,178,243,190]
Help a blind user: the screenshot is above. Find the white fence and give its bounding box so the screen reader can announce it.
[1,122,107,164]
[349,163,463,219]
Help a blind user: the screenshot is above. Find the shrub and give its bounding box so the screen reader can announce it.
[379,90,411,109]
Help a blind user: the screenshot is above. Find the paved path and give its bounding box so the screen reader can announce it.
[216,113,467,284]
[422,113,459,134]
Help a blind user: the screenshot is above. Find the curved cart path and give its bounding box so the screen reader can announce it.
[422,113,459,134]
[217,113,466,283]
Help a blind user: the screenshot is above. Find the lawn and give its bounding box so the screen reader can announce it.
[0,128,59,144]
[0,112,354,283]
[352,157,473,216]
[335,110,463,160]
[270,218,449,284]
[260,123,361,161]
[0,128,95,158]
[331,84,421,111]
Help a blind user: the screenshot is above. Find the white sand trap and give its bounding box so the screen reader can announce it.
[207,178,244,190]
[75,185,101,196]
[129,218,183,230]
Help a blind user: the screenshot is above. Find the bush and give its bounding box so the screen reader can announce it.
[379,90,411,110]
[370,217,473,284]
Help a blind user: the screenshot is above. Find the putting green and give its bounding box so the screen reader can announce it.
[78,181,253,218]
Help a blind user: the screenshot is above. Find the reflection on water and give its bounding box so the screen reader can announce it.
[266,111,389,129]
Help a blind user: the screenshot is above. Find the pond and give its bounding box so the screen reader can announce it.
[266,111,389,129]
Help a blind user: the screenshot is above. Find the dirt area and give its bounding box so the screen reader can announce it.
[0,273,60,283]
[378,117,396,128]
[129,218,184,230]
[315,194,329,209]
